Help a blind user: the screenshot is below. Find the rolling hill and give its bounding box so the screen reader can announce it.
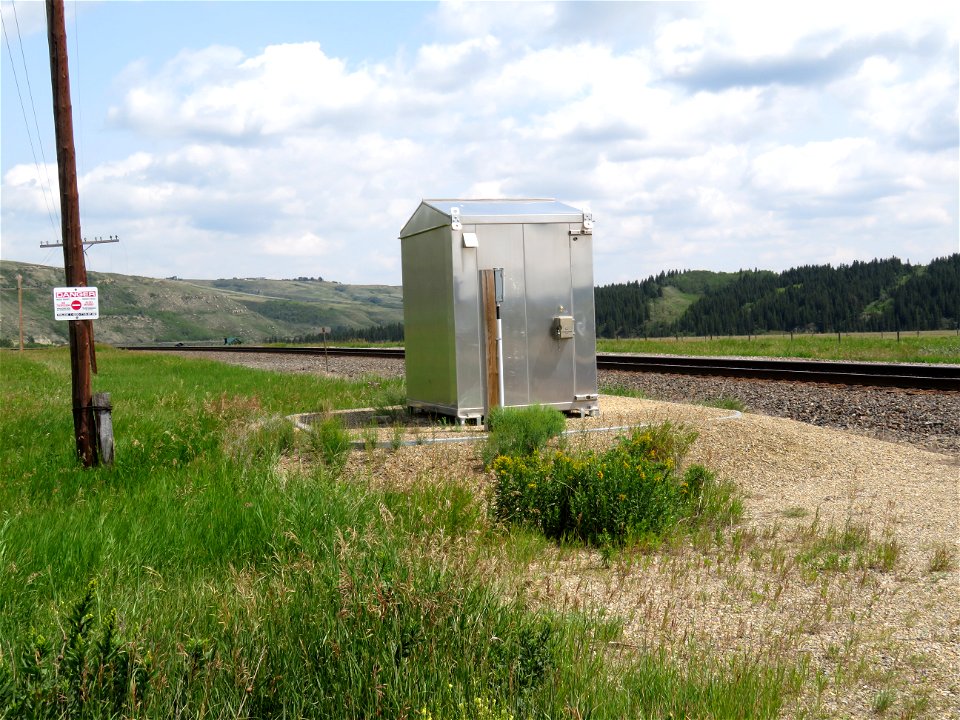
[0,261,403,346]
[594,256,959,337]
[3,254,956,346]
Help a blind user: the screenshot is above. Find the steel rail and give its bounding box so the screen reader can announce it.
[117,345,960,391]
[596,354,960,391]
[117,344,405,358]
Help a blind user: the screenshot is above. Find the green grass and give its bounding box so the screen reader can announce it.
[0,348,791,718]
[648,285,700,327]
[598,383,647,399]
[699,396,747,412]
[598,331,960,364]
[482,405,567,467]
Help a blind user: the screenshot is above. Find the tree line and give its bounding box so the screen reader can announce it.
[595,255,959,338]
[268,322,404,344]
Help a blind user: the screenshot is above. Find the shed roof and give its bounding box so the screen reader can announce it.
[400,198,585,238]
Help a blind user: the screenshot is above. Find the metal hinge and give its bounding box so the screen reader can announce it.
[570,212,593,236]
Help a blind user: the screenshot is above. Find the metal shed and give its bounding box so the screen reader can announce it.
[399,198,599,422]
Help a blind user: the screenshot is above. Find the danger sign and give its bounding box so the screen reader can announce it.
[54,287,99,320]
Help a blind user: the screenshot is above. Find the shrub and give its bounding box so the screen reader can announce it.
[482,405,567,466]
[491,423,738,547]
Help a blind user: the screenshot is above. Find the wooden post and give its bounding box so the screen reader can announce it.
[323,328,329,372]
[47,0,98,466]
[92,392,114,465]
[480,269,499,417]
[17,274,24,351]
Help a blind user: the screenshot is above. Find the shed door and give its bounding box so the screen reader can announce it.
[519,223,575,407]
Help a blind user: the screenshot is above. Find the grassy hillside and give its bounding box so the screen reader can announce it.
[0,261,403,346]
[648,285,700,328]
[595,270,742,337]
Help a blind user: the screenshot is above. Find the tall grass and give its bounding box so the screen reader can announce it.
[482,404,567,467]
[1,348,788,718]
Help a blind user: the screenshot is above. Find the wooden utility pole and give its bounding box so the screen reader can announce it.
[47,0,98,466]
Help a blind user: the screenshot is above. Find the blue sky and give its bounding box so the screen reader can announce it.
[2,1,957,286]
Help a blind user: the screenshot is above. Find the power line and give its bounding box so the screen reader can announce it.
[41,234,120,249]
[71,0,83,176]
[12,0,61,218]
[1,2,61,243]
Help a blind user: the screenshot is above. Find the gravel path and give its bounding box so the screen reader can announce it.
[169,351,959,454]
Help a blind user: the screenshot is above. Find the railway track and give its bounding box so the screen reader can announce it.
[119,345,406,359]
[119,345,960,391]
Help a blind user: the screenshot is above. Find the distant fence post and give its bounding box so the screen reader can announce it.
[322,327,329,371]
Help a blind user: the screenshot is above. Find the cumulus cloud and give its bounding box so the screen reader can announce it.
[2,2,957,284]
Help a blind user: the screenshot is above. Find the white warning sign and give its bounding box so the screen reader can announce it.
[54,287,100,320]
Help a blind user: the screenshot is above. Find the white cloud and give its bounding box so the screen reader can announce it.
[750,139,879,197]
[432,1,560,41]
[2,2,957,285]
[109,43,381,138]
[262,231,339,257]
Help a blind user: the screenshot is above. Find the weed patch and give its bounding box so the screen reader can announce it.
[491,423,741,547]
[306,415,353,471]
[699,395,746,412]
[794,516,901,575]
[482,405,566,467]
[926,542,957,573]
[3,582,150,718]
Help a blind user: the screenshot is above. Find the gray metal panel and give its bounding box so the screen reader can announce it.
[473,223,529,407]
[452,226,483,414]
[424,199,583,225]
[570,231,599,403]
[399,202,450,239]
[401,227,457,408]
[521,222,575,407]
